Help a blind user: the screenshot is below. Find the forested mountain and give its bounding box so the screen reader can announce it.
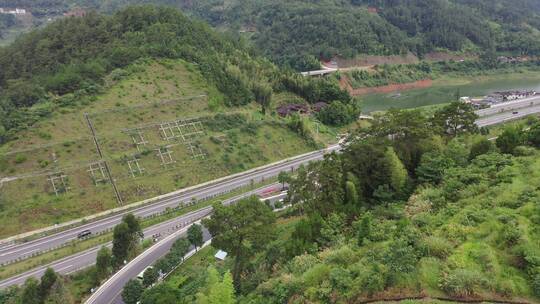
[180,0,540,69]
[0,5,351,143]
[2,0,540,70]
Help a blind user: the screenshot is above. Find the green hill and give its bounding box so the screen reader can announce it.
[0,6,349,238]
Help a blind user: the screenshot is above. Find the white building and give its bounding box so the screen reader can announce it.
[0,8,27,15]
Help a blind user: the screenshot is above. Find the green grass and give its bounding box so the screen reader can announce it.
[0,59,321,238]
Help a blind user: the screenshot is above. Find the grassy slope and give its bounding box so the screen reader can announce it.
[158,152,540,303]
[0,59,322,238]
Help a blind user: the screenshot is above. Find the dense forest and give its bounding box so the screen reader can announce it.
[2,1,540,70]
[0,5,352,144]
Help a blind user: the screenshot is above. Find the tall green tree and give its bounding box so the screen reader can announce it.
[433,102,478,137]
[384,147,408,194]
[203,197,276,287]
[95,247,112,282]
[142,267,158,288]
[527,123,540,147]
[171,237,190,262]
[252,82,272,114]
[122,279,143,304]
[277,171,289,190]
[39,268,58,302]
[469,137,495,160]
[496,126,524,154]
[112,222,131,267]
[21,278,40,304]
[187,224,204,251]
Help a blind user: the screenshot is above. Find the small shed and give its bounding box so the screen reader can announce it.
[215,250,228,261]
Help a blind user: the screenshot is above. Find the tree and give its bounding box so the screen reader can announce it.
[203,197,276,287]
[277,171,289,190]
[469,137,495,160]
[355,212,373,246]
[527,123,540,147]
[345,181,359,206]
[112,214,143,267]
[209,271,235,304]
[39,268,58,302]
[171,237,190,262]
[122,279,143,304]
[416,152,454,185]
[45,280,73,304]
[384,147,408,194]
[123,213,144,241]
[21,278,40,304]
[142,267,158,288]
[252,82,272,114]
[112,222,131,267]
[140,284,180,304]
[95,247,112,282]
[197,267,236,304]
[317,100,359,126]
[433,102,478,137]
[496,126,524,154]
[187,224,204,251]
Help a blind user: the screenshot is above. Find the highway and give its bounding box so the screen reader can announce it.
[0,187,286,290]
[0,145,338,265]
[475,95,540,117]
[476,103,540,127]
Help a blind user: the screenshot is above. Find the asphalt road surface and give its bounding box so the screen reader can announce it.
[0,145,338,265]
[476,104,540,127]
[0,187,285,290]
[475,95,540,117]
[88,191,287,304]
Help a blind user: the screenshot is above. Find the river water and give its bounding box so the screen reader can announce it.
[358,74,540,113]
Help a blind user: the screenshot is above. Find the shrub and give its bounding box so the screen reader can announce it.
[533,273,540,297]
[14,154,27,164]
[440,269,486,297]
[421,236,453,259]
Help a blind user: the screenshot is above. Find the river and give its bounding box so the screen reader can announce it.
[358,73,540,113]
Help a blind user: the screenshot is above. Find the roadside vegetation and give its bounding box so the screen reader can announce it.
[109,105,540,303]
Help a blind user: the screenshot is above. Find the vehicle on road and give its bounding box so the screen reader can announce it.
[77,230,92,239]
[513,111,519,114]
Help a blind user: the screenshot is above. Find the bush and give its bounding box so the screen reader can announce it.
[421,236,453,259]
[533,273,540,297]
[440,269,486,297]
[14,154,27,164]
[316,100,360,126]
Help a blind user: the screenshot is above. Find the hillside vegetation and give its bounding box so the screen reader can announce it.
[3,1,540,70]
[0,6,353,237]
[109,106,540,304]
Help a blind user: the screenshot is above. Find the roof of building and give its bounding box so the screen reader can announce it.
[215,250,228,260]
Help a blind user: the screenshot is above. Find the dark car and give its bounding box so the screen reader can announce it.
[77,230,92,239]
[512,111,519,114]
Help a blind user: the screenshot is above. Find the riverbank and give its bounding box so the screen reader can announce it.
[357,71,540,113]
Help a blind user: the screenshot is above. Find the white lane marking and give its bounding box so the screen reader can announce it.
[56,264,74,273]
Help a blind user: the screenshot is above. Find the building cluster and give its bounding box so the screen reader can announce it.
[276,102,328,117]
[461,90,538,109]
[0,8,27,15]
